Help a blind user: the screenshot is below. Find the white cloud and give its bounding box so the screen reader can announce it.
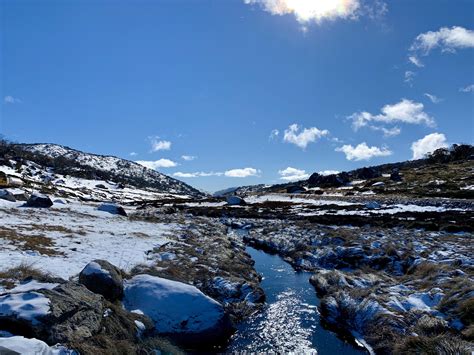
[243,0,362,24]
[224,167,260,178]
[136,159,178,169]
[149,137,171,152]
[460,84,474,93]
[269,129,279,140]
[278,167,309,181]
[336,142,392,161]
[129,152,138,157]
[4,96,21,104]
[319,170,340,176]
[173,171,222,178]
[350,99,435,130]
[181,155,196,161]
[411,133,448,160]
[408,56,424,68]
[424,93,442,103]
[410,26,474,55]
[283,123,329,149]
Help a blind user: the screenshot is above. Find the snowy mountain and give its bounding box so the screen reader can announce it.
[1,142,203,198]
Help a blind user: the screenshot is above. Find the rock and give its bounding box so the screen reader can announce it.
[97,203,127,216]
[25,193,53,208]
[308,172,349,188]
[95,184,107,189]
[40,282,104,344]
[286,185,305,194]
[123,274,233,348]
[390,169,402,181]
[226,196,246,206]
[79,260,124,301]
[365,201,381,209]
[371,181,385,187]
[53,199,66,204]
[0,189,16,202]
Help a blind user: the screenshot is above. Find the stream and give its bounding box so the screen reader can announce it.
[227,245,365,354]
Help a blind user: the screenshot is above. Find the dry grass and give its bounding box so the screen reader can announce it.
[0,262,54,289]
[0,226,60,256]
[394,334,472,355]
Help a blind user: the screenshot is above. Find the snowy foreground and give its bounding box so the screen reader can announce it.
[0,186,473,353]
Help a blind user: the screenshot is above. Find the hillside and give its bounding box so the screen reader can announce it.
[0,141,203,199]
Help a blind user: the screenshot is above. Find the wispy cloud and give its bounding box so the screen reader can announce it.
[408,26,474,73]
[181,155,197,161]
[349,99,435,130]
[224,167,260,178]
[278,167,309,181]
[129,152,138,157]
[408,56,424,68]
[336,142,392,161]
[4,95,21,104]
[283,123,329,149]
[149,137,171,152]
[173,171,222,178]
[411,133,448,160]
[459,84,474,93]
[136,159,178,169]
[319,170,340,176]
[404,70,416,85]
[424,93,442,103]
[369,125,401,137]
[410,26,474,55]
[269,129,279,140]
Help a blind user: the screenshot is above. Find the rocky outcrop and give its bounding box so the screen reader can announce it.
[79,260,124,301]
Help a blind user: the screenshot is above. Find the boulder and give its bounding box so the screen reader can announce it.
[79,260,124,301]
[226,196,246,206]
[40,282,104,344]
[123,274,233,348]
[390,169,402,181]
[308,172,349,188]
[365,201,381,209]
[0,282,103,345]
[95,184,107,189]
[97,203,127,216]
[286,185,305,194]
[0,189,16,202]
[25,193,53,208]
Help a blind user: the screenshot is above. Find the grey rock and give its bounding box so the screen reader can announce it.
[25,193,53,208]
[79,260,124,301]
[97,203,127,216]
[0,189,16,202]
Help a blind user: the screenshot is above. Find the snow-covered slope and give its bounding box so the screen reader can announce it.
[12,143,202,197]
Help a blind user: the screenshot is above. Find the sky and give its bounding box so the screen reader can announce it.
[1,0,473,192]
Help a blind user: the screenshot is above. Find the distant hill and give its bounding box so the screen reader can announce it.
[0,141,203,197]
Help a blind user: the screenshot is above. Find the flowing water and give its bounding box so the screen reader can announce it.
[227,246,365,354]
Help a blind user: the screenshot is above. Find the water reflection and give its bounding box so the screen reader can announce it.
[227,247,364,354]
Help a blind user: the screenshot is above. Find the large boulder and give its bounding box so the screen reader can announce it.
[226,196,246,206]
[0,189,16,202]
[97,203,127,216]
[286,185,305,194]
[79,260,124,301]
[390,169,402,181]
[25,193,53,208]
[123,274,233,348]
[308,172,349,188]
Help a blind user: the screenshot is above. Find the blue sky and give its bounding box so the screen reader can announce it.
[1,0,473,192]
